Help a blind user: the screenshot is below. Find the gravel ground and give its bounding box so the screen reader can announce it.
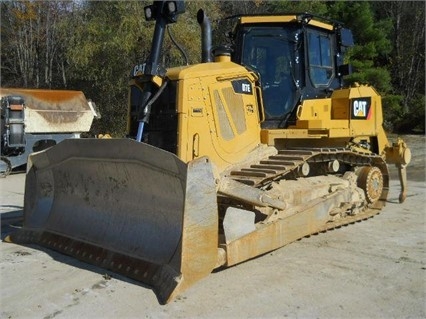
[1,135,425,319]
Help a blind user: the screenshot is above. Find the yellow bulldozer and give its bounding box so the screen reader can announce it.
[7,1,411,304]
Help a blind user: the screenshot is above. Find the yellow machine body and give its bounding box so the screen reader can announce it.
[167,62,262,172]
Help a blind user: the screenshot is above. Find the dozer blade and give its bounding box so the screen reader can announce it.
[7,139,219,304]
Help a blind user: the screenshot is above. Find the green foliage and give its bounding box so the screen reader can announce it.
[383,94,425,134]
[395,94,426,133]
[269,0,328,15]
[328,1,393,93]
[65,1,149,136]
[347,67,392,94]
[382,95,404,132]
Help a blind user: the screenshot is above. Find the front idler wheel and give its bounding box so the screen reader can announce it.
[357,166,384,204]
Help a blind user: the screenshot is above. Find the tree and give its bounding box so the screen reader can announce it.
[378,2,425,111]
[370,2,425,132]
[63,1,148,136]
[1,1,74,88]
[375,1,425,133]
[327,1,393,93]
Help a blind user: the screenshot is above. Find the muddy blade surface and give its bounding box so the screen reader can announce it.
[10,139,218,303]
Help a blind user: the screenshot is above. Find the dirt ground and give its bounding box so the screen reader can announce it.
[1,135,425,319]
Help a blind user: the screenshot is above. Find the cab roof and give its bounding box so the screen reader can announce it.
[230,13,345,31]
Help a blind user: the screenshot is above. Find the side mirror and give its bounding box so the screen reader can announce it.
[338,64,352,77]
[338,28,354,47]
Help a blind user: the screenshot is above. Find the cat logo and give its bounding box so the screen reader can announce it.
[351,98,372,119]
[354,100,367,116]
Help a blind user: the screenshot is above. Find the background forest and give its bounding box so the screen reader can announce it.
[1,0,424,136]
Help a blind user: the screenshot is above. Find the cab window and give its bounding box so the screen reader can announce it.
[308,31,334,87]
[240,26,296,119]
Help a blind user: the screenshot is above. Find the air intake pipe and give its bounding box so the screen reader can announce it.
[197,9,212,63]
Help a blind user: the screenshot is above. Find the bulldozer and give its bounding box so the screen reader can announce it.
[6,1,411,304]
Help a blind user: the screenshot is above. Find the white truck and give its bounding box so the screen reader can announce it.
[0,88,99,176]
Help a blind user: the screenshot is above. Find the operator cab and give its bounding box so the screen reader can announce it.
[231,14,354,128]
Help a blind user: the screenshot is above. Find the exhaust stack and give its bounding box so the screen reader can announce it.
[197,9,212,63]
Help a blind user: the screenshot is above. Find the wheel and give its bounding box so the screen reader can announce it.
[357,166,384,204]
